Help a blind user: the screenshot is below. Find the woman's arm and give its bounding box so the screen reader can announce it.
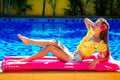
[96,51,109,61]
[89,52,109,69]
[84,18,94,30]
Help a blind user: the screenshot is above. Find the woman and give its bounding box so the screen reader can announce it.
[17,18,110,69]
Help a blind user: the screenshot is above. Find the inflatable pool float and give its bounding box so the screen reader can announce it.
[2,54,120,72]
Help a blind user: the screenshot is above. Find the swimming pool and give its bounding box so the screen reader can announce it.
[0,17,120,61]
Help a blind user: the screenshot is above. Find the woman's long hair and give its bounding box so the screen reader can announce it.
[98,18,110,58]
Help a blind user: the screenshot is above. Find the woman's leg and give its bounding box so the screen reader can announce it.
[21,45,70,62]
[18,34,57,46]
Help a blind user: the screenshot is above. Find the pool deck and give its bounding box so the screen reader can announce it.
[0,71,120,80]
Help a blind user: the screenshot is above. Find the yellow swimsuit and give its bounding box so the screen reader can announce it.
[77,29,107,57]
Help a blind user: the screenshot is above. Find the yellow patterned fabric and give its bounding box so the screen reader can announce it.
[77,29,107,57]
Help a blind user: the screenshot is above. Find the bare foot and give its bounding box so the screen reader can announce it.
[17,34,30,45]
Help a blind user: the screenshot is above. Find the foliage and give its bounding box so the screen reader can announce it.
[0,0,6,15]
[64,0,86,16]
[109,0,120,16]
[42,0,46,16]
[93,0,109,16]
[47,0,57,15]
[0,0,120,16]
[11,0,33,15]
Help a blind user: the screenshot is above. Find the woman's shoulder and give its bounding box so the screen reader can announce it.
[93,40,107,52]
[99,40,106,44]
[98,40,107,49]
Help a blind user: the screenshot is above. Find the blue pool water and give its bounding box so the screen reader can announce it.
[0,18,120,61]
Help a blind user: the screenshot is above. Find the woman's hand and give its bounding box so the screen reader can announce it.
[89,60,99,69]
[84,18,94,29]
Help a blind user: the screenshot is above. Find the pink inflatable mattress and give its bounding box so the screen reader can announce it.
[2,56,120,72]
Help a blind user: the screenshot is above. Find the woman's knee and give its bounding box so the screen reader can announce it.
[46,45,57,51]
[50,40,58,46]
